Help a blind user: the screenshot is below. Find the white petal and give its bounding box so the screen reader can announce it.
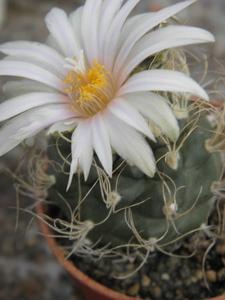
[3,80,57,99]
[45,34,64,55]
[92,112,112,176]
[0,92,70,122]
[69,6,84,51]
[118,13,154,49]
[3,54,66,79]
[114,0,199,76]
[0,60,65,91]
[45,8,80,57]
[67,159,78,191]
[115,25,215,83]
[46,119,77,134]
[98,0,124,61]
[0,41,65,67]
[102,110,156,177]
[124,92,179,141]
[107,97,155,141]
[103,0,140,69]
[69,119,93,188]
[0,104,74,156]
[116,69,209,100]
[121,13,150,34]
[81,0,102,65]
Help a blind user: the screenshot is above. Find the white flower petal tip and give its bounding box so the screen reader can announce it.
[142,158,156,178]
[124,92,180,142]
[200,29,215,43]
[117,70,209,101]
[0,0,214,185]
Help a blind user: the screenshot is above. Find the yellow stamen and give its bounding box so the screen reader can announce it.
[63,56,113,116]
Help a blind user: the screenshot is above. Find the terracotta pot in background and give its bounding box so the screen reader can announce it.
[36,203,225,300]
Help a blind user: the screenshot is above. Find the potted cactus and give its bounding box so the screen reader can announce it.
[0,0,225,299]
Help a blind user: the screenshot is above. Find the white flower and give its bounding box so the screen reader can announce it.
[0,0,214,189]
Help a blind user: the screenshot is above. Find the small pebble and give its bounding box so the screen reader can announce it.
[174,279,183,288]
[195,269,203,280]
[216,242,225,254]
[190,275,199,283]
[127,283,140,296]
[122,278,134,287]
[126,263,135,271]
[218,268,225,282]
[221,257,225,266]
[149,285,162,299]
[161,273,170,281]
[165,291,175,299]
[180,265,191,279]
[141,274,151,287]
[205,270,217,282]
[184,278,192,286]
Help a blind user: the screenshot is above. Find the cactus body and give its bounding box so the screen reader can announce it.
[46,108,222,254]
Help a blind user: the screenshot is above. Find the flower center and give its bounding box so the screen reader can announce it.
[63,51,114,117]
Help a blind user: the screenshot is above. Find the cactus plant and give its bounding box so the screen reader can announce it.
[45,89,223,259]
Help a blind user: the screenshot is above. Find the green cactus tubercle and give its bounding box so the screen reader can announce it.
[46,106,223,255]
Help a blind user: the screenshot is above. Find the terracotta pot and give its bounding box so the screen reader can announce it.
[36,203,225,300]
